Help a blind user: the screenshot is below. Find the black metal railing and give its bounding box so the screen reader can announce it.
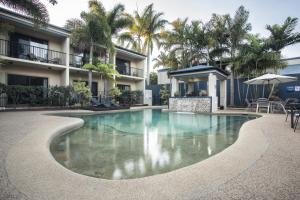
[116,66,144,78]
[69,54,86,68]
[0,39,66,65]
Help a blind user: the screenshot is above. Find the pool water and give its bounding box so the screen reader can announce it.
[50,109,255,180]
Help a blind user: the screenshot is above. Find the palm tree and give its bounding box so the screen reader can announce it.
[0,0,57,24]
[208,14,230,67]
[68,1,131,93]
[106,4,132,36]
[64,18,84,30]
[236,34,285,100]
[161,18,196,67]
[118,4,167,85]
[68,0,113,92]
[143,4,168,84]
[104,3,132,63]
[227,6,252,106]
[266,17,300,52]
[153,51,180,69]
[93,63,119,96]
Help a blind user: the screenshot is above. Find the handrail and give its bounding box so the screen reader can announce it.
[0,39,67,65]
[116,65,144,78]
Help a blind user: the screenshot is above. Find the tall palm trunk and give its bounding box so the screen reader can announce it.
[88,43,94,93]
[146,46,151,86]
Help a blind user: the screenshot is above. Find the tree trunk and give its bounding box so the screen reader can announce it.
[146,46,151,86]
[88,44,94,92]
[236,77,242,105]
[230,71,235,106]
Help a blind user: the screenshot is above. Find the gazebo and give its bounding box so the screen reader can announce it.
[168,65,229,113]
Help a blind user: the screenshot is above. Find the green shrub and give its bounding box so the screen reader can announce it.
[73,81,92,106]
[118,90,143,105]
[109,88,121,102]
[160,86,170,105]
[48,86,76,106]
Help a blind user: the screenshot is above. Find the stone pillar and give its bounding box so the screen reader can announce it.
[208,73,218,112]
[171,77,179,97]
[220,79,227,109]
[208,73,217,97]
[187,82,194,94]
[62,37,70,86]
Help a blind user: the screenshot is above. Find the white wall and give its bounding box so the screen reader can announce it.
[158,69,170,85]
[0,65,63,86]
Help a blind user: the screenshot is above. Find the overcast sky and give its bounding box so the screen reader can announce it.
[39,0,300,69]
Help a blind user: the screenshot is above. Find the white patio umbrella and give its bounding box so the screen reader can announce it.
[244,73,297,97]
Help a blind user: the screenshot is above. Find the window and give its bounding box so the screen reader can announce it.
[10,33,49,61]
[7,74,48,104]
[117,84,131,91]
[116,58,131,75]
[7,74,48,87]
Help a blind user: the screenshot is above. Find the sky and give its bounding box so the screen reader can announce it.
[30,0,300,69]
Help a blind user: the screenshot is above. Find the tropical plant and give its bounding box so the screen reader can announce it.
[70,0,113,91]
[73,81,92,106]
[160,85,169,105]
[118,4,167,85]
[108,87,121,102]
[150,72,158,85]
[94,63,119,96]
[0,0,57,24]
[153,51,180,69]
[266,17,300,52]
[67,1,131,92]
[237,34,286,101]
[227,6,252,106]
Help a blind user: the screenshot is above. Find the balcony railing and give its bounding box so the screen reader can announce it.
[0,39,66,65]
[69,54,85,68]
[116,66,144,78]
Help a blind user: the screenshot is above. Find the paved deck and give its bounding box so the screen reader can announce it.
[0,110,299,200]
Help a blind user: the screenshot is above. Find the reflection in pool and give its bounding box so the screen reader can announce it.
[50,109,255,179]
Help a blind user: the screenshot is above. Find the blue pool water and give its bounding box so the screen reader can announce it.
[50,109,255,179]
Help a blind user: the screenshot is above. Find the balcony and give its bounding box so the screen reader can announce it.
[116,66,144,78]
[69,54,85,68]
[0,39,66,65]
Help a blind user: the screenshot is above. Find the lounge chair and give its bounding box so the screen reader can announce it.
[245,99,257,111]
[256,98,270,113]
[91,98,110,108]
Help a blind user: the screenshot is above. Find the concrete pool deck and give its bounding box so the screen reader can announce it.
[0,109,299,200]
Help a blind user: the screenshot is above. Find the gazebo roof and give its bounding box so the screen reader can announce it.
[169,65,229,80]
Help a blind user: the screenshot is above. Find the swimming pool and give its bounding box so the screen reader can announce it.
[50,109,256,180]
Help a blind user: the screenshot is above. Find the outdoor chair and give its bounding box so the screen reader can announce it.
[91,98,110,108]
[284,98,299,121]
[245,98,257,111]
[256,98,270,113]
[293,111,300,132]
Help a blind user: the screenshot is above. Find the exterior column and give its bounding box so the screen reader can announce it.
[208,73,218,112]
[111,52,116,88]
[187,82,194,94]
[208,73,217,97]
[62,37,70,86]
[220,79,227,109]
[171,77,179,97]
